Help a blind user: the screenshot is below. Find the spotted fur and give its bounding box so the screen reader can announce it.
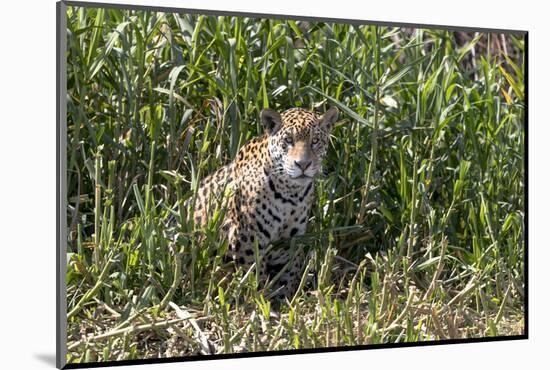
[182,107,339,299]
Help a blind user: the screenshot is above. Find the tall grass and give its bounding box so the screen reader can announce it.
[65,6,525,363]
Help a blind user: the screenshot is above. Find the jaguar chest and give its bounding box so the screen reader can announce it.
[243,172,314,241]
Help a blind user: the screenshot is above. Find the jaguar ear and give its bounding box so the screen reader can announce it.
[261,108,282,135]
[319,107,339,131]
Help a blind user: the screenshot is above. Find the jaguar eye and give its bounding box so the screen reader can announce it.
[285,137,294,144]
[311,137,319,145]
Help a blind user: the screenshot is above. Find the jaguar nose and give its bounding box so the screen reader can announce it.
[294,160,312,171]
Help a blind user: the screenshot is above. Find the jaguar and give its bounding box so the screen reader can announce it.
[175,106,339,299]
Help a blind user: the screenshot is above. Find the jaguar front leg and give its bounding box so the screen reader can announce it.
[227,224,269,285]
[265,247,306,300]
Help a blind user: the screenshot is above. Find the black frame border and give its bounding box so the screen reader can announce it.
[63,335,527,369]
[57,1,68,368]
[56,1,529,369]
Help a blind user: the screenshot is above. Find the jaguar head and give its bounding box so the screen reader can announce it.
[261,107,339,182]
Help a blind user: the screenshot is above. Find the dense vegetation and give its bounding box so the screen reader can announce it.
[65,5,525,363]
